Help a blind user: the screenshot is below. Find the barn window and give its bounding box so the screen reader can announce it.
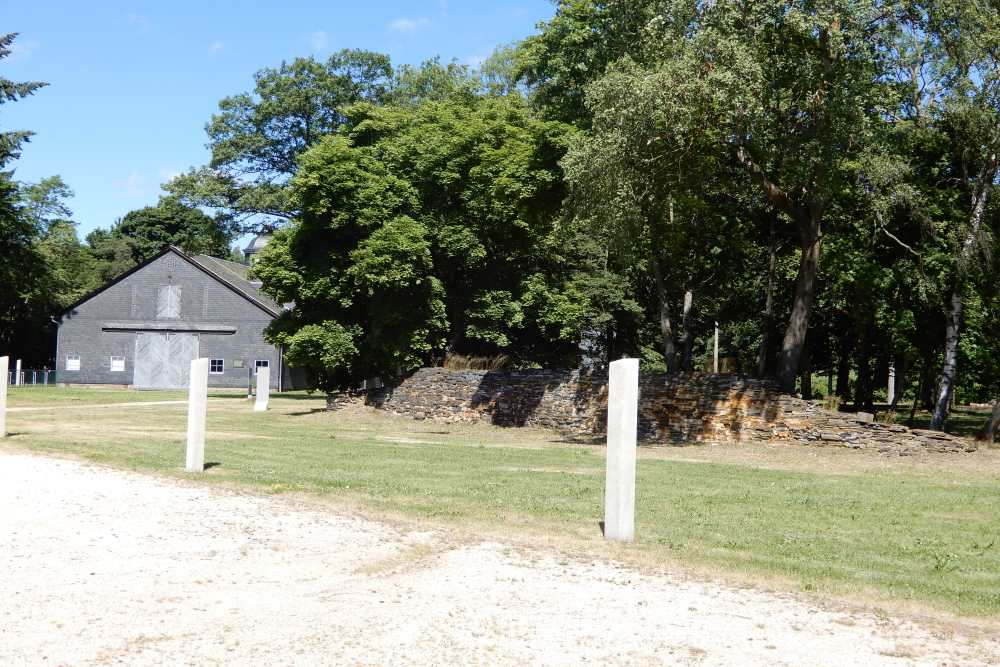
[110,356,125,372]
[210,359,225,374]
[156,285,182,319]
[254,359,270,375]
[66,355,80,371]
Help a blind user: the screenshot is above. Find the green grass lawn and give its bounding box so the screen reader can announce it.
[5,386,1000,617]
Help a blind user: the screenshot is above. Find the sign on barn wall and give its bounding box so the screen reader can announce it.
[134,333,199,389]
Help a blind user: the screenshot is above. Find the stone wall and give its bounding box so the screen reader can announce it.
[375,368,976,455]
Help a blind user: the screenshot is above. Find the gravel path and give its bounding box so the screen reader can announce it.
[1,453,996,666]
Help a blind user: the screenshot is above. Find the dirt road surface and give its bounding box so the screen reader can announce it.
[1,453,996,666]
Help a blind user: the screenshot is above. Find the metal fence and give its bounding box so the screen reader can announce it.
[6,369,57,387]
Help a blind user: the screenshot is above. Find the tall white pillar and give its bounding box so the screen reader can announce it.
[185,358,209,472]
[887,364,896,405]
[0,356,8,438]
[604,358,639,542]
[14,358,21,386]
[253,366,270,412]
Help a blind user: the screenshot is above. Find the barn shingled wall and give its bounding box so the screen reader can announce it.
[372,368,976,455]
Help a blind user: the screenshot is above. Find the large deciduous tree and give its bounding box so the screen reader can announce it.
[167,50,393,228]
[920,1,1000,429]
[252,94,585,393]
[526,1,892,390]
[112,196,237,263]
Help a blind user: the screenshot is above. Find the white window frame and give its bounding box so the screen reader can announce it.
[254,359,270,375]
[210,359,225,375]
[110,356,125,372]
[65,355,80,371]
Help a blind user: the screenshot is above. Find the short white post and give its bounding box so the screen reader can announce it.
[253,365,270,412]
[713,323,719,373]
[185,358,209,472]
[887,364,896,405]
[604,358,639,542]
[14,358,21,386]
[0,356,8,438]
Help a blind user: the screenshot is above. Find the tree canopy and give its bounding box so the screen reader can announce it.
[5,6,1000,433]
[252,95,585,391]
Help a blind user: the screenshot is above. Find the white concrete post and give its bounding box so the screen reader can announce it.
[713,323,719,373]
[887,364,896,405]
[14,358,21,386]
[0,356,8,438]
[185,358,209,472]
[253,365,270,412]
[604,358,639,542]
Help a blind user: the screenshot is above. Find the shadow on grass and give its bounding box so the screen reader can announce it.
[286,409,328,417]
[207,392,325,402]
[208,393,251,401]
[272,392,327,401]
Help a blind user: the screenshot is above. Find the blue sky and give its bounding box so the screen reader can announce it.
[2,0,555,240]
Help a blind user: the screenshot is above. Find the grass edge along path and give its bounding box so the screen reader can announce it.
[5,388,1000,619]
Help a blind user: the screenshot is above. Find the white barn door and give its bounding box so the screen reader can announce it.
[134,333,199,389]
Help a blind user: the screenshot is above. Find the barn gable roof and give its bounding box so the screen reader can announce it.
[187,253,282,315]
[59,246,281,318]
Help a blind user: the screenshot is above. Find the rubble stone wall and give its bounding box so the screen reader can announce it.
[375,368,976,455]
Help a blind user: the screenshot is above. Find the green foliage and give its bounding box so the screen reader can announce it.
[0,33,47,168]
[253,94,588,391]
[0,34,52,364]
[516,0,1000,409]
[10,7,995,411]
[279,321,361,390]
[167,51,393,227]
[385,57,475,105]
[112,196,237,263]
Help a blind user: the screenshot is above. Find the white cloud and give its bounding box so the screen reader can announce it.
[158,167,182,183]
[112,171,155,198]
[209,40,226,54]
[464,53,488,69]
[388,17,430,34]
[7,39,39,62]
[127,13,150,31]
[309,30,328,52]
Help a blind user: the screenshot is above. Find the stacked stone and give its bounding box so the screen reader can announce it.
[377,367,977,455]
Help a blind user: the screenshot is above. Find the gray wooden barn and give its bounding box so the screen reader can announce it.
[55,245,302,390]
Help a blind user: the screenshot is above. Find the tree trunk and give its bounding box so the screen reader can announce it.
[651,255,678,373]
[777,212,822,393]
[984,402,1000,444]
[758,235,778,378]
[835,335,852,403]
[888,358,906,412]
[800,342,812,399]
[930,154,996,429]
[909,365,925,427]
[931,290,962,429]
[855,336,874,412]
[680,290,694,371]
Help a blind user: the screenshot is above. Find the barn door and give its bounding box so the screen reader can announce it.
[134,333,199,389]
[166,334,199,388]
[134,333,167,389]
